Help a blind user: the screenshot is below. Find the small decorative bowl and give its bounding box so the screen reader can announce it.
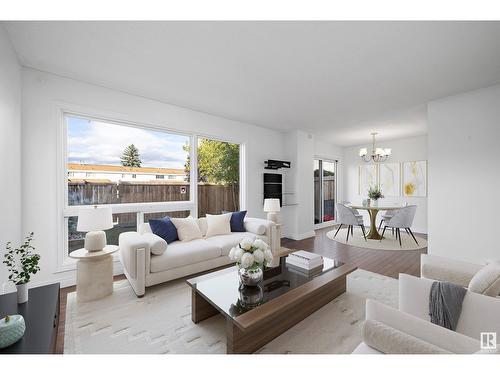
[0,315,26,349]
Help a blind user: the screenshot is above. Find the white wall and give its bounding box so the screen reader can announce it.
[21,68,286,287]
[343,136,428,233]
[428,84,500,264]
[0,26,22,291]
[281,130,315,240]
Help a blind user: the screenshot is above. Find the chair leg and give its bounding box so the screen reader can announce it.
[392,228,394,236]
[380,226,387,242]
[407,228,419,245]
[346,225,351,242]
[333,224,342,238]
[378,219,384,232]
[397,228,402,247]
[351,225,354,236]
[360,225,367,241]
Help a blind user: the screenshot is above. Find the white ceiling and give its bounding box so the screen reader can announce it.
[4,21,500,146]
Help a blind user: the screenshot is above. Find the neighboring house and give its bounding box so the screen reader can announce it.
[67,163,187,182]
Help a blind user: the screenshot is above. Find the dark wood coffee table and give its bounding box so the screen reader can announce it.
[186,256,356,354]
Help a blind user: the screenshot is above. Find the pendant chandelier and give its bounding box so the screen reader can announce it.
[359,132,391,163]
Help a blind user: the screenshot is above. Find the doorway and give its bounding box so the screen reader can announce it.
[314,159,337,226]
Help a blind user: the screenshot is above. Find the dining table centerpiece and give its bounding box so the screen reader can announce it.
[229,238,273,286]
[367,185,384,205]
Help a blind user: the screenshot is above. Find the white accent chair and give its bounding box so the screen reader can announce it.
[342,201,363,220]
[333,203,367,242]
[378,202,407,233]
[420,254,483,288]
[352,274,500,354]
[119,217,277,297]
[380,205,418,246]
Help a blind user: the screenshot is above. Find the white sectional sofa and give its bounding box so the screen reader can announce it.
[353,274,500,354]
[119,216,277,297]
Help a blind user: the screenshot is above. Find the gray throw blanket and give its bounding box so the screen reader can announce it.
[429,281,466,331]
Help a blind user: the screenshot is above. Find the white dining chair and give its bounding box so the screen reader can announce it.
[333,203,367,242]
[380,205,418,247]
[342,201,363,220]
[378,202,408,233]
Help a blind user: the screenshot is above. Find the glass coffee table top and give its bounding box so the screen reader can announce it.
[186,256,344,320]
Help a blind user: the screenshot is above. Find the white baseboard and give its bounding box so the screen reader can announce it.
[285,230,316,241]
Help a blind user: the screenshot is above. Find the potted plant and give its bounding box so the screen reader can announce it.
[367,185,384,205]
[3,232,40,304]
[228,238,273,286]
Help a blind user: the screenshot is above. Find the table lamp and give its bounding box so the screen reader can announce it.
[263,198,281,223]
[77,206,113,252]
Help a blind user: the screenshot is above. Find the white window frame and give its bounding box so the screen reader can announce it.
[56,107,245,272]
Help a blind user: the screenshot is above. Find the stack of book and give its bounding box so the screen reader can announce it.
[286,250,324,271]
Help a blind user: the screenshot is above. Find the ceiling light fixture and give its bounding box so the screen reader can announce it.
[359,132,391,163]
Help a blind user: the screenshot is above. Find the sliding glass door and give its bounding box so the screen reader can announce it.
[314,159,337,225]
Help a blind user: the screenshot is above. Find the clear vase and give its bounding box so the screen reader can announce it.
[238,267,263,286]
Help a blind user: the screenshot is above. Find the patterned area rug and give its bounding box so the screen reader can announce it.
[64,269,398,354]
[327,227,427,251]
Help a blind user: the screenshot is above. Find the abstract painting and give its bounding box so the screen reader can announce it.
[359,164,377,196]
[379,163,400,197]
[402,160,427,197]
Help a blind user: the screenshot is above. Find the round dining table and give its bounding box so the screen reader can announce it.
[348,203,403,240]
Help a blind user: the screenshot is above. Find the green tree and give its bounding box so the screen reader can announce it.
[120,144,142,167]
[184,139,240,208]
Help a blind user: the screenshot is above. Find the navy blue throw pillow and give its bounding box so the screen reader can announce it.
[149,216,178,244]
[230,210,247,232]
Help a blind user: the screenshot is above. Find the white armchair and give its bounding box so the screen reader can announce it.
[420,254,483,287]
[353,274,500,354]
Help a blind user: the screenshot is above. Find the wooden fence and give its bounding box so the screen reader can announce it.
[68,181,239,219]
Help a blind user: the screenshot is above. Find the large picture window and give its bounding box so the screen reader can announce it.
[66,115,190,206]
[62,113,243,260]
[196,137,240,217]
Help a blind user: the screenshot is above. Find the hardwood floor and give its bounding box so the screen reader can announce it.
[282,226,427,279]
[55,226,426,353]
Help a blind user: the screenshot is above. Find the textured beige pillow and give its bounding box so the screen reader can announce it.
[468,264,500,297]
[362,319,451,354]
[205,213,232,238]
[170,216,203,242]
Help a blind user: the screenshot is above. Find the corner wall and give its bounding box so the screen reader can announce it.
[428,84,500,264]
[0,26,22,292]
[343,136,428,234]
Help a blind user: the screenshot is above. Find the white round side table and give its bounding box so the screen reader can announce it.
[69,245,119,302]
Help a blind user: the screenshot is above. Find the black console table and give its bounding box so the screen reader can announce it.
[0,283,60,354]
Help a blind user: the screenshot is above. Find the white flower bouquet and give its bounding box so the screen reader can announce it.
[228,238,273,273]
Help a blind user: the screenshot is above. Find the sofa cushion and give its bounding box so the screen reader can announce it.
[206,213,232,238]
[148,217,178,244]
[197,217,208,237]
[205,232,257,256]
[150,239,221,272]
[229,210,247,232]
[170,216,203,242]
[468,263,500,297]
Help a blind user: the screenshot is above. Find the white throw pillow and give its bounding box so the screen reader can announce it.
[197,217,208,237]
[170,216,203,242]
[468,264,500,297]
[205,213,232,238]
